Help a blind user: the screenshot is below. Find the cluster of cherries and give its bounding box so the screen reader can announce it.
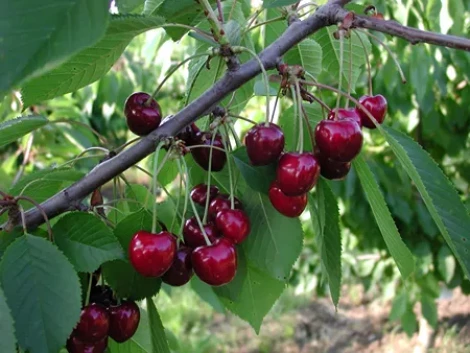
[128,184,250,287]
[66,285,140,353]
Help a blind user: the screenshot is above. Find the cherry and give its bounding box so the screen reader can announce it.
[268,181,307,218]
[183,217,219,249]
[107,301,140,343]
[176,123,201,146]
[124,92,162,136]
[190,184,219,206]
[128,231,176,277]
[89,285,115,307]
[328,107,362,128]
[315,119,363,162]
[162,246,193,286]
[208,195,242,219]
[215,209,250,244]
[73,304,109,344]
[245,123,285,165]
[316,151,351,180]
[276,152,320,196]
[192,238,237,286]
[356,95,388,129]
[191,132,226,171]
[66,335,108,353]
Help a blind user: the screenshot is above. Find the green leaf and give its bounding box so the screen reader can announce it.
[315,180,342,308]
[389,291,408,321]
[0,116,49,148]
[0,235,81,353]
[53,212,124,272]
[156,0,206,40]
[242,192,303,281]
[401,306,417,337]
[219,264,285,333]
[146,298,171,353]
[1,0,109,93]
[381,126,470,279]
[232,147,276,194]
[284,39,323,79]
[0,287,16,353]
[190,277,226,314]
[102,210,162,300]
[421,294,438,328]
[313,28,371,91]
[143,0,164,15]
[437,246,456,284]
[21,15,165,107]
[353,156,415,279]
[262,0,297,8]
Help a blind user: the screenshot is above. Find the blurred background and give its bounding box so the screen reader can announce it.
[1,0,470,352]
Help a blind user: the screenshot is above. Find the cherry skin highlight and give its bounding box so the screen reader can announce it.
[190,183,219,206]
[73,303,110,344]
[192,238,237,286]
[356,95,388,129]
[215,209,250,244]
[182,217,219,249]
[162,246,193,286]
[268,181,307,218]
[245,123,285,165]
[276,152,320,196]
[128,231,176,277]
[107,301,140,343]
[124,92,162,136]
[328,107,362,128]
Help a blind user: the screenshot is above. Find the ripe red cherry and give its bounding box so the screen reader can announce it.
[176,123,201,146]
[276,152,320,196]
[128,231,176,277]
[356,95,388,129]
[315,119,363,162]
[107,301,140,343]
[124,92,162,136]
[328,107,362,128]
[215,209,250,244]
[208,195,242,219]
[183,217,219,249]
[73,304,110,344]
[268,181,307,218]
[66,335,108,353]
[191,132,226,171]
[162,246,193,286]
[245,123,285,165]
[190,184,219,206]
[316,151,351,180]
[192,238,237,286]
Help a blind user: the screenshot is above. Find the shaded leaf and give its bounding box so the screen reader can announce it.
[146,298,170,353]
[421,294,438,328]
[0,287,16,353]
[0,116,48,148]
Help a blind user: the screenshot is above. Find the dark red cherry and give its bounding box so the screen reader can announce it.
[190,184,219,206]
[315,119,363,162]
[245,123,285,165]
[176,123,201,146]
[276,152,320,196]
[215,209,250,244]
[183,217,219,249]
[124,92,162,136]
[192,238,237,286]
[66,335,108,353]
[107,301,140,343]
[191,132,226,171]
[356,95,388,129]
[208,195,242,219]
[162,246,193,286]
[316,150,351,180]
[128,231,176,277]
[73,304,110,344]
[89,285,115,307]
[268,181,307,218]
[328,107,362,128]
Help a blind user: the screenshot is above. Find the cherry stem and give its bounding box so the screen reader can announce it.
[179,157,212,246]
[50,119,108,146]
[115,137,141,153]
[222,125,235,209]
[346,35,353,108]
[228,122,242,147]
[300,104,316,148]
[354,31,373,96]
[336,31,345,115]
[357,29,407,84]
[176,158,190,237]
[246,9,263,29]
[299,79,380,127]
[202,130,218,224]
[19,205,27,235]
[291,85,300,153]
[227,0,238,22]
[216,0,224,23]
[148,52,210,103]
[303,72,330,119]
[187,144,226,153]
[57,154,106,169]
[237,47,270,126]
[16,196,53,242]
[294,81,304,153]
[85,273,93,306]
[227,113,257,125]
[243,16,285,34]
[151,144,163,234]
[170,170,183,234]
[270,85,282,123]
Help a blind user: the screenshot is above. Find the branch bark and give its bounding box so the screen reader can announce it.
[5,1,470,231]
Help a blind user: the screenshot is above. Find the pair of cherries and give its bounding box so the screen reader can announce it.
[66,289,140,353]
[244,123,320,218]
[314,94,387,180]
